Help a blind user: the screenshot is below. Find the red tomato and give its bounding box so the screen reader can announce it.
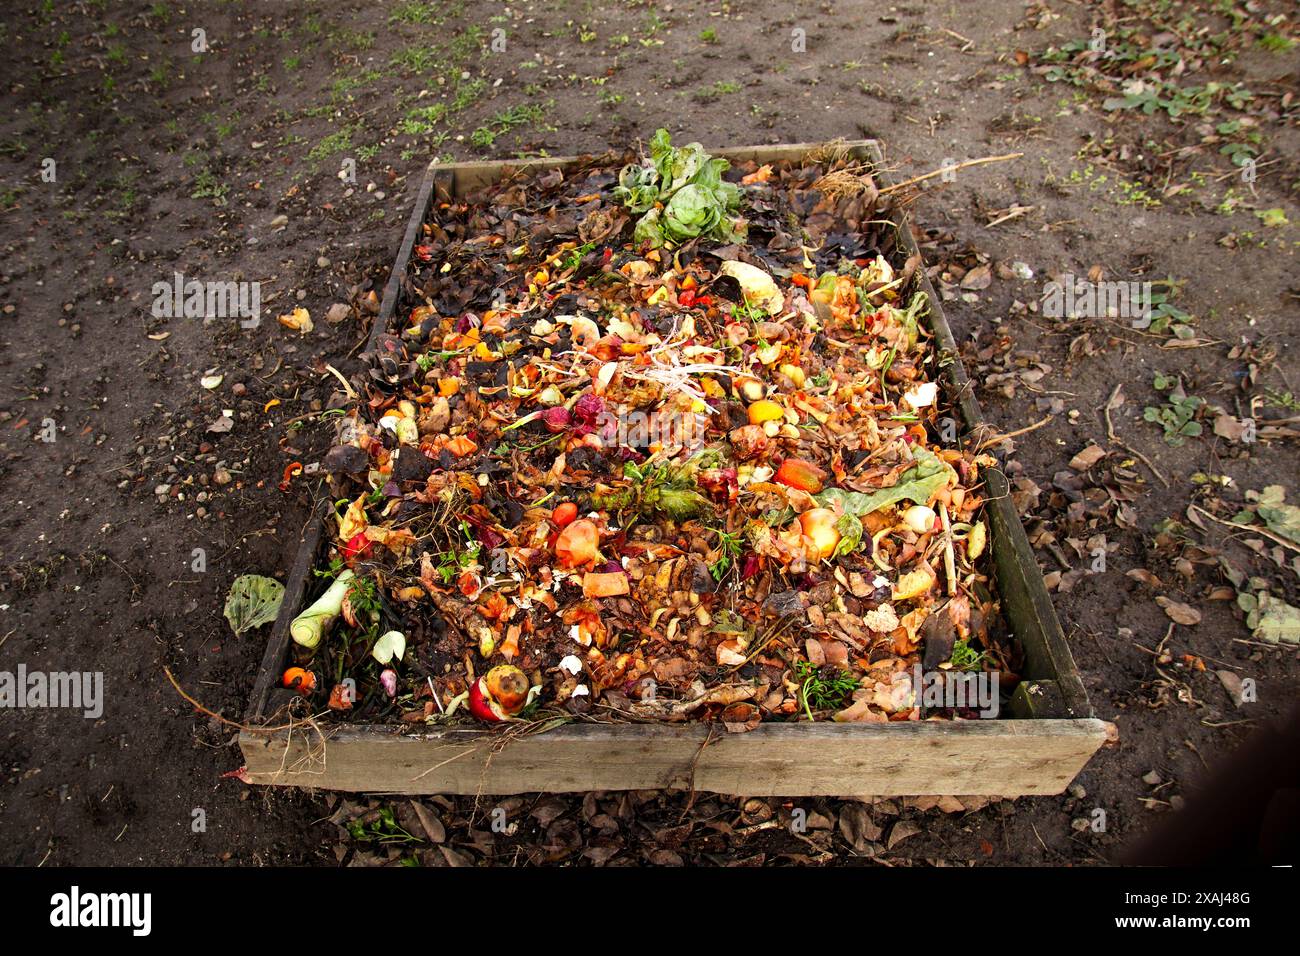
[552,501,579,528]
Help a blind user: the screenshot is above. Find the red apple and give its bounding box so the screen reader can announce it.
[467,664,530,722]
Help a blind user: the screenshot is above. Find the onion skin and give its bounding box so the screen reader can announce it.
[901,505,937,534]
[541,407,572,432]
[798,508,842,561]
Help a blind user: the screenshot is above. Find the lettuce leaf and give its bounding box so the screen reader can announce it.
[814,448,952,516]
[224,574,286,635]
[615,129,746,248]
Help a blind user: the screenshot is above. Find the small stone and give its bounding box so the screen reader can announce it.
[269,214,288,229]
[154,484,171,496]
[1169,795,1186,811]
[1142,770,1163,786]
[231,382,247,397]
[1071,817,1091,832]
[213,467,232,486]
[317,256,331,268]
[1068,783,1087,800]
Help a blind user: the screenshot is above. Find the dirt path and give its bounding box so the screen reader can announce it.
[0,0,1295,866]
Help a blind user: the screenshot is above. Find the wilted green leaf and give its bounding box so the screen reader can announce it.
[1254,207,1288,228]
[615,129,744,248]
[832,513,863,558]
[1249,485,1300,545]
[224,574,285,635]
[816,447,952,517]
[1250,593,1300,644]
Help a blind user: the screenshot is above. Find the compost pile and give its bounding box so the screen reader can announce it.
[291,132,1017,728]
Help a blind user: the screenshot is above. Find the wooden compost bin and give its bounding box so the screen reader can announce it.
[239,141,1112,796]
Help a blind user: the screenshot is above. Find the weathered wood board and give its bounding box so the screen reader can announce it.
[239,718,1112,796]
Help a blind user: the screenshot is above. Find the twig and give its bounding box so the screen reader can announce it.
[410,746,480,781]
[939,504,958,596]
[941,28,975,50]
[1211,157,1279,183]
[987,204,1034,227]
[1101,383,1169,487]
[1189,503,1300,555]
[975,414,1053,452]
[879,153,1024,195]
[679,724,719,820]
[323,363,358,400]
[162,665,316,734]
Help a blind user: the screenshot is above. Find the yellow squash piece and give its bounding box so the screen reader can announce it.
[893,566,935,601]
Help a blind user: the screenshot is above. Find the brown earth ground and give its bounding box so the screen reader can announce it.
[0,0,1296,866]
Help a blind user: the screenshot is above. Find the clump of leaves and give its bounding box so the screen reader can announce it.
[432,520,482,584]
[1215,119,1262,168]
[592,459,713,523]
[1220,558,1300,645]
[795,660,859,720]
[347,807,421,845]
[1262,388,1300,413]
[1144,373,1204,446]
[1258,32,1294,53]
[1237,589,1300,645]
[815,446,951,517]
[613,128,745,248]
[1136,282,1194,339]
[709,527,744,581]
[1254,207,1288,229]
[560,241,596,273]
[948,639,986,672]
[347,572,384,617]
[416,349,462,371]
[1234,486,1300,546]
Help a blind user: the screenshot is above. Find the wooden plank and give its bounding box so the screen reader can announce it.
[238,718,1111,796]
[1007,680,1066,719]
[368,161,446,353]
[243,499,330,722]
